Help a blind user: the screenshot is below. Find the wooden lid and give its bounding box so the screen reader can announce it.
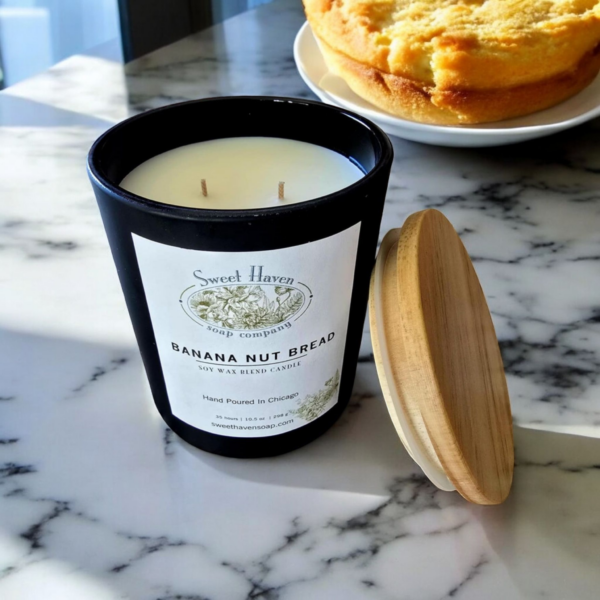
[369,210,514,505]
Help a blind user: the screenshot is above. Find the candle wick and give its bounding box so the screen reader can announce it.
[201,179,208,197]
[278,181,285,201]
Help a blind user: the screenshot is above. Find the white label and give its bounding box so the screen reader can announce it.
[132,223,361,437]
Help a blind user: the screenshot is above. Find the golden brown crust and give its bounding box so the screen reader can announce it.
[319,36,600,124]
[304,0,600,124]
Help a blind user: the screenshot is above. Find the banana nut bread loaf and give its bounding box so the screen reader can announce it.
[304,0,600,124]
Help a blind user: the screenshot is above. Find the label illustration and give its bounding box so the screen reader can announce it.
[183,281,309,331]
[132,223,361,437]
[291,371,340,421]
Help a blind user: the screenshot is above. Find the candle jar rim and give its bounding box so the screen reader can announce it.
[87,96,393,221]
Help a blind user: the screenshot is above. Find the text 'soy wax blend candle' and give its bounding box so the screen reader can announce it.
[88,97,393,458]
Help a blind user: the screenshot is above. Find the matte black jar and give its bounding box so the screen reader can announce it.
[88,96,393,458]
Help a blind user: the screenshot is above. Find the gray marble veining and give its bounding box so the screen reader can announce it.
[1,1,600,597]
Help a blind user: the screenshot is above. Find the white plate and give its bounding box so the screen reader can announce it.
[294,21,600,147]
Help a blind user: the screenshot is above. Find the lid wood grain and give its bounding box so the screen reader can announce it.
[371,209,514,505]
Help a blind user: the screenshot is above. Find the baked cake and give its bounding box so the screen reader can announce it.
[304,0,600,124]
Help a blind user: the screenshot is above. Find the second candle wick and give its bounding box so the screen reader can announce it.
[278,181,285,201]
[201,179,208,197]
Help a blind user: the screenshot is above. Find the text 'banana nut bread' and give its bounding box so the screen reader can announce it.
[304,0,600,124]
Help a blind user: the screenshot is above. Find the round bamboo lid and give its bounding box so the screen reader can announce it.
[369,209,514,505]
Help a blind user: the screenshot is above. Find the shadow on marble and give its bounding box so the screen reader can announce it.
[0,94,113,129]
[0,326,178,538]
[177,362,423,498]
[3,54,129,124]
[0,328,161,597]
[2,326,600,598]
[474,426,600,599]
[182,394,600,598]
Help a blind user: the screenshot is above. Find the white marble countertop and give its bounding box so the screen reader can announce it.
[2,1,600,598]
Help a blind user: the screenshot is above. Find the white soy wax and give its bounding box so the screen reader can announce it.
[120,137,364,209]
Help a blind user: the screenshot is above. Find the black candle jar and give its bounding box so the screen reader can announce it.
[88,96,393,458]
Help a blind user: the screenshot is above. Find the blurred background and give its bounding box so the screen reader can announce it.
[0,0,275,89]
